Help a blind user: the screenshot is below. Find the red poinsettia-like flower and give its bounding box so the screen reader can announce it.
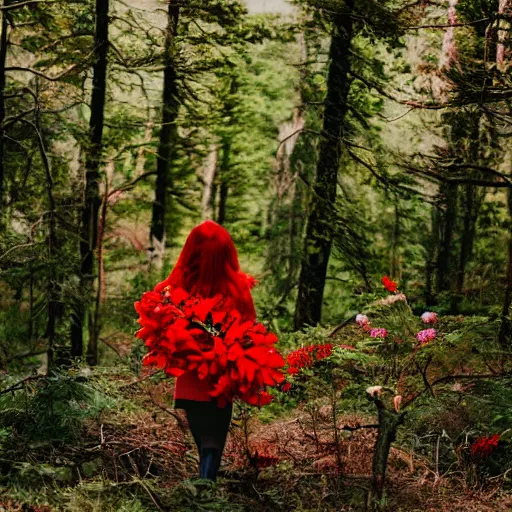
[135,281,284,407]
[470,434,500,458]
[381,275,398,292]
[285,343,333,375]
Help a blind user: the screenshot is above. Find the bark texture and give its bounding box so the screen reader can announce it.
[370,396,405,506]
[71,0,109,362]
[0,3,10,220]
[150,1,180,270]
[294,5,354,329]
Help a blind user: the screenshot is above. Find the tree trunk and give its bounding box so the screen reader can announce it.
[71,0,109,363]
[0,2,10,222]
[390,199,400,280]
[455,106,484,297]
[216,140,229,226]
[496,0,511,71]
[456,184,481,295]
[436,182,458,294]
[370,398,405,507]
[201,143,218,221]
[216,76,237,227]
[294,5,353,329]
[135,115,154,175]
[31,94,58,372]
[498,186,512,349]
[150,1,180,270]
[425,205,439,305]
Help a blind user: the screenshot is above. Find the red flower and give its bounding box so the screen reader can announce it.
[285,343,333,373]
[241,390,273,406]
[135,284,285,407]
[470,434,500,458]
[381,275,398,292]
[141,351,167,369]
[282,382,291,392]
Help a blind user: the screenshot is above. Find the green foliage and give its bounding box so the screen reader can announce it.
[1,0,512,508]
[0,372,111,444]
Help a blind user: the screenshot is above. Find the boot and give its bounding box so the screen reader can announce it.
[199,447,220,481]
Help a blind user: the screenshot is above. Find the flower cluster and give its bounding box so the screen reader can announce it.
[135,282,285,407]
[416,328,437,346]
[356,313,388,339]
[370,328,388,339]
[470,434,500,458]
[286,343,333,375]
[421,311,438,324]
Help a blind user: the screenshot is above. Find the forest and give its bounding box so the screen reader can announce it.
[0,0,512,510]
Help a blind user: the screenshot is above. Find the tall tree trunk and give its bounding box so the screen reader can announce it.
[455,107,484,297]
[150,1,180,270]
[456,183,480,294]
[32,93,58,372]
[431,0,460,299]
[425,206,439,306]
[135,115,154,175]
[216,77,237,227]
[294,5,354,329]
[498,184,512,349]
[71,0,109,362]
[436,182,458,294]
[0,2,10,223]
[217,141,229,226]
[390,199,400,280]
[496,0,511,71]
[201,143,218,221]
[288,178,304,283]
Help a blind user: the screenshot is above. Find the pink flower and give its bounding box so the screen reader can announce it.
[370,328,387,339]
[421,312,438,324]
[416,328,437,346]
[356,314,370,327]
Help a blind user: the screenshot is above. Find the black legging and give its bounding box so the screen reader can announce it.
[179,400,232,480]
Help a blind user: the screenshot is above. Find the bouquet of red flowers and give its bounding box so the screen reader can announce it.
[134,280,285,407]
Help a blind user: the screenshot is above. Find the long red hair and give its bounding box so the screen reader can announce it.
[167,220,256,321]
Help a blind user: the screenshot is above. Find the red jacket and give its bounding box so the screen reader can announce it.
[174,371,213,402]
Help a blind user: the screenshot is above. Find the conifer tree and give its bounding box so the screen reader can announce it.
[293,0,404,328]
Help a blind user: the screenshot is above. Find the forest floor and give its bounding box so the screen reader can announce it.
[1,334,511,512]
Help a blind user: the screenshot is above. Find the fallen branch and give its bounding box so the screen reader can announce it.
[329,315,356,337]
[404,372,512,408]
[148,392,187,433]
[118,370,162,390]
